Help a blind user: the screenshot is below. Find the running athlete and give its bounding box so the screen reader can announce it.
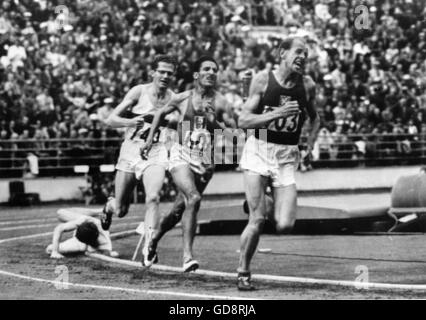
[46,200,118,258]
[140,56,236,271]
[105,55,177,263]
[237,37,320,290]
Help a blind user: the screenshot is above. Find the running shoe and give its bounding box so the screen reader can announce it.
[101,197,114,230]
[142,246,158,267]
[142,231,158,267]
[237,272,255,291]
[183,259,199,272]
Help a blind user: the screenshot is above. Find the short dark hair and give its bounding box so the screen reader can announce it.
[193,56,218,73]
[152,54,177,70]
[75,221,99,247]
[278,37,305,53]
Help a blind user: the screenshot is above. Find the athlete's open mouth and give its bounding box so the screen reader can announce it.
[294,60,305,69]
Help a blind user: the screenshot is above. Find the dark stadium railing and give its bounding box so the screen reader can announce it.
[0,138,121,178]
[0,133,425,178]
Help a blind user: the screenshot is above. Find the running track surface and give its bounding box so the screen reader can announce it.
[1,193,426,299]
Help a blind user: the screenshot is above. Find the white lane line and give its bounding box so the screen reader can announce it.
[0,228,137,245]
[0,222,141,244]
[89,252,426,292]
[0,269,254,300]
[0,223,55,232]
[0,229,136,245]
[0,227,256,299]
[0,232,53,244]
[0,212,56,221]
[0,218,57,226]
[201,201,242,209]
[10,225,426,294]
[110,230,136,239]
[0,220,142,233]
[0,201,239,223]
[0,214,143,226]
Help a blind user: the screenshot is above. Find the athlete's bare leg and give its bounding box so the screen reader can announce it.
[151,192,186,245]
[272,184,297,233]
[151,166,214,244]
[57,207,103,223]
[256,194,274,221]
[238,172,269,274]
[244,181,274,220]
[169,165,201,263]
[243,187,294,229]
[114,170,137,218]
[142,164,166,252]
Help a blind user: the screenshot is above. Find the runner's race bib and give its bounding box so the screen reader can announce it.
[183,116,211,161]
[265,95,299,133]
[129,124,161,143]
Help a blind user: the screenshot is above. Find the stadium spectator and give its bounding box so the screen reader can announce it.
[0,0,425,173]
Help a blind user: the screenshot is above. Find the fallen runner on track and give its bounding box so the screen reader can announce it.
[46,198,118,259]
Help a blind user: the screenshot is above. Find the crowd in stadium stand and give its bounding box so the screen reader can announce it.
[0,0,426,169]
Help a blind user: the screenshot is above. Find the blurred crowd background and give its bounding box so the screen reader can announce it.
[1,0,426,178]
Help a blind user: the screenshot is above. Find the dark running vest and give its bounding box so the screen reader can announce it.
[254,71,308,145]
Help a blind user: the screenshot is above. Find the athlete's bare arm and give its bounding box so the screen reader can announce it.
[238,71,300,129]
[199,92,234,131]
[106,85,145,128]
[140,91,191,155]
[303,76,321,151]
[214,93,237,129]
